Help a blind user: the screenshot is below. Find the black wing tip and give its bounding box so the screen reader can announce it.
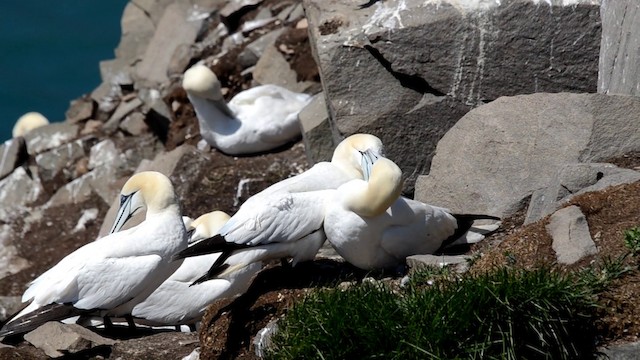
[172,234,227,261]
[189,264,230,286]
[452,213,501,222]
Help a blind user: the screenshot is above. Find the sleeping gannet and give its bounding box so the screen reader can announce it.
[324,158,500,270]
[171,134,386,284]
[12,112,49,138]
[182,64,311,155]
[131,211,262,328]
[0,171,187,337]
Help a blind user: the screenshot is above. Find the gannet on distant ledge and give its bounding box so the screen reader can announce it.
[12,112,49,138]
[0,171,187,337]
[182,63,311,155]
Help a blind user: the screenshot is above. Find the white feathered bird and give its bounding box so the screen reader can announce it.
[182,63,311,155]
[324,157,500,270]
[131,211,262,328]
[0,171,187,337]
[171,134,386,284]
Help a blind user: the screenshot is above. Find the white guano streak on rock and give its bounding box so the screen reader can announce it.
[234,178,262,207]
[362,0,408,35]
[466,14,491,105]
[0,140,13,174]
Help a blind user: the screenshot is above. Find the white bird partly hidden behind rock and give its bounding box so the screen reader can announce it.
[0,171,187,337]
[12,111,49,138]
[182,63,311,155]
[172,133,386,284]
[324,157,501,270]
[130,210,262,329]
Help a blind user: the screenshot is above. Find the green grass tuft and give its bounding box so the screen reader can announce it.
[267,268,601,360]
[624,227,640,256]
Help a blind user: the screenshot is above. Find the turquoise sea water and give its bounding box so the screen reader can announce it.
[0,1,128,141]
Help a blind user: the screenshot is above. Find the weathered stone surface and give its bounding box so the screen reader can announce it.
[109,331,198,360]
[598,0,640,96]
[415,93,640,217]
[298,92,334,164]
[120,112,149,135]
[239,28,285,69]
[65,97,94,124]
[406,254,469,271]
[0,167,44,219]
[135,2,206,87]
[23,123,79,155]
[99,58,134,88]
[546,205,597,265]
[304,0,600,192]
[0,296,22,322]
[253,319,278,358]
[220,0,264,22]
[46,172,94,208]
[253,44,312,93]
[525,163,640,224]
[115,2,156,62]
[34,140,85,183]
[0,224,30,281]
[24,322,115,358]
[0,137,27,180]
[182,347,201,360]
[90,81,121,115]
[89,139,123,170]
[600,341,640,360]
[104,97,144,133]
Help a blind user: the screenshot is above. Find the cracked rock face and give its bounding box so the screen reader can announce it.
[303,0,600,193]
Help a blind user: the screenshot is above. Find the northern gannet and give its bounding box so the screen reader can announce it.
[131,211,262,328]
[170,135,385,284]
[0,171,187,337]
[12,112,49,138]
[182,64,311,155]
[324,158,500,270]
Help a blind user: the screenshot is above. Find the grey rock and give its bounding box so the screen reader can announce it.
[598,0,640,96]
[90,81,121,115]
[115,2,156,62]
[600,341,640,360]
[299,92,334,164]
[86,166,120,206]
[46,172,94,208]
[0,137,26,180]
[415,93,640,218]
[109,331,198,360]
[0,167,44,215]
[167,43,194,78]
[23,123,79,156]
[406,254,469,272]
[254,319,279,359]
[315,241,342,261]
[525,163,640,224]
[103,97,144,133]
[253,43,313,92]
[0,224,30,281]
[239,28,286,69]
[81,119,103,136]
[88,139,123,170]
[277,3,297,21]
[222,32,246,53]
[120,112,149,135]
[0,296,22,322]
[135,2,205,87]
[286,3,304,23]
[220,0,264,21]
[182,347,201,360]
[303,0,600,192]
[241,16,277,34]
[65,97,94,124]
[24,322,115,358]
[99,58,134,88]
[546,205,597,265]
[34,140,85,183]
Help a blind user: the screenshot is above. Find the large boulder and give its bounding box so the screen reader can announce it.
[415,93,640,218]
[302,0,601,192]
[598,0,640,96]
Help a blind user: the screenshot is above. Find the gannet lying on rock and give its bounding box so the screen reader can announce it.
[182,63,311,155]
[172,134,386,284]
[0,171,187,337]
[12,112,49,138]
[324,157,501,271]
[131,211,262,329]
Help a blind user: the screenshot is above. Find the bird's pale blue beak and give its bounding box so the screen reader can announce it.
[110,193,135,234]
[361,149,381,181]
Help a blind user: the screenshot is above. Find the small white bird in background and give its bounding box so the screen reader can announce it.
[171,134,387,284]
[182,63,311,155]
[324,157,500,271]
[0,171,187,337]
[131,210,262,329]
[12,111,49,138]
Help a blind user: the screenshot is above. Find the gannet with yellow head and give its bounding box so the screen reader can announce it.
[131,210,262,328]
[0,171,187,337]
[324,158,500,270]
[182,63,311,155]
